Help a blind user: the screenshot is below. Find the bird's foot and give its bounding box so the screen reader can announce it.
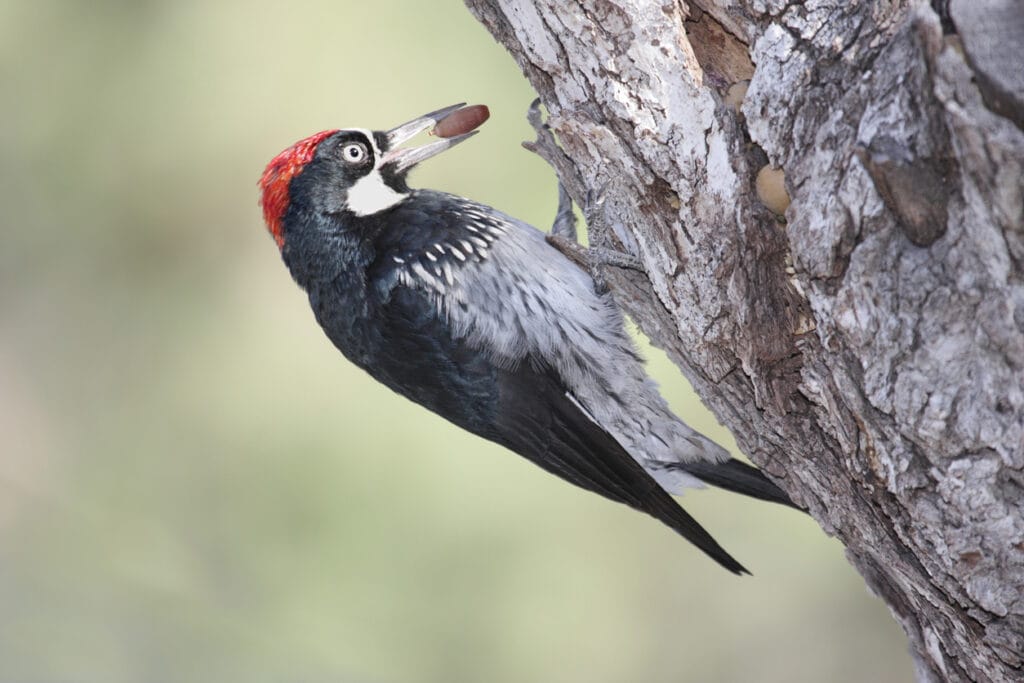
[546,233,645,291]
[546,184,644,292]
[522,99,580,194]
[550,180,578,241]
[523,98,644,291]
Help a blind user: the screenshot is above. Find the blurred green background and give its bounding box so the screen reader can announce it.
[0,1,912,681]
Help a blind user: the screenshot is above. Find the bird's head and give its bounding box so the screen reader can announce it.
[259,103,477,250]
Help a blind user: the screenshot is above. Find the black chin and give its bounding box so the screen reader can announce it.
[379,164,411,194]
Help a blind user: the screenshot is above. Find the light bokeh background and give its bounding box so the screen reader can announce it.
[1,1,913,681]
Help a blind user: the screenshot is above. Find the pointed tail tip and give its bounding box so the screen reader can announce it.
[673,458,805,511]
[721,555,752,576]
[657,498,753,576]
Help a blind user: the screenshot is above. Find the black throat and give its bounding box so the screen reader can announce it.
[281,208,375,288]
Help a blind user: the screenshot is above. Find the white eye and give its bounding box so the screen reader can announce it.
[341,142,368,164]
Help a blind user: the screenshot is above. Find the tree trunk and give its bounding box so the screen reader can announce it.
[463,1,1024,680]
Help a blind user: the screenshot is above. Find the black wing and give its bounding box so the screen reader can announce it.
[487,357,749,575]
[359,286,748,574]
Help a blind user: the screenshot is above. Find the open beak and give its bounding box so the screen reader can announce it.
[381,103,479,174]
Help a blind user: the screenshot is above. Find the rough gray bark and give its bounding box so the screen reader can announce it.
[463,1,1023,681]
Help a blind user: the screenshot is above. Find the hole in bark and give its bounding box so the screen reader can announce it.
[959,550,982,567]
[682,7,754,92]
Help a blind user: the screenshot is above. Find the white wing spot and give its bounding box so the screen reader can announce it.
[410,260,437,285]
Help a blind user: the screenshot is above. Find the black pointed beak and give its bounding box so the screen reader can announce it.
[381,103,478,174]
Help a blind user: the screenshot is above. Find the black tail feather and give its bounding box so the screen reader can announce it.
[492,362,753,575]
[678,459,804,511]
[650,495,751,575]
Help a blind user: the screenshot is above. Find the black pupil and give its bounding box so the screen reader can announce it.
[347,145,362,159]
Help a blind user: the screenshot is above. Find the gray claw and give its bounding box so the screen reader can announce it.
[525,100,645,291]
[527,98,545,132]
[551,183,578,240]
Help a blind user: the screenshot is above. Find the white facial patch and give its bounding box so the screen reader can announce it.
[346,169,408,216]
[334,127,407,216]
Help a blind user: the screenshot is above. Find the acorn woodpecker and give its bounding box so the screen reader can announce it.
[259,104,797,574]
